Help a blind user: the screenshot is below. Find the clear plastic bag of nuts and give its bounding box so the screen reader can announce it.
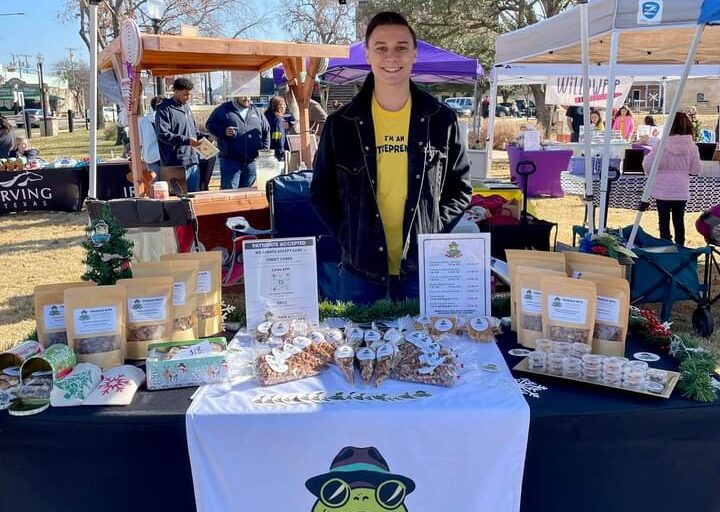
[254,339,328,387]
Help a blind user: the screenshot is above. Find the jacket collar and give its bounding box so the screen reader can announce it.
[341,73,441,121]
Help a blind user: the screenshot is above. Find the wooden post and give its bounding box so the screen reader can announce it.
[128,73,146,197]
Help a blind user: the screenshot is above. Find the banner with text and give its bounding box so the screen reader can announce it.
[544,76,633,108]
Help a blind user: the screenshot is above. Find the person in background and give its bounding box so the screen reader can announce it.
[565,105,584,142]
[154,78,207,192]
[309,98,328,137]
[481,96,490,118]
[9,136,39,159]
[264,96,290,170]
[138,95,163,175]
[311,11,472,303]
[206,95,270,189]
[590,110,604,132]
[612,105,635,140]
[643,112,701,247]
[0,116,15,158]
[644,115,656,127]
[686,106,703,141]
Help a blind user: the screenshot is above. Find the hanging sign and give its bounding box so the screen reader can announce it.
[417,233,492,317]
[544,76,634,108]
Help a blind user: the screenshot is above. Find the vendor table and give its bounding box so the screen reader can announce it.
[561,172,720,212]
[507,145,573,197]
[2,332,720,512]
[0,167,86,215]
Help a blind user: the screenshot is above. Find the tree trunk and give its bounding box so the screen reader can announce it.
[530,83,554,139]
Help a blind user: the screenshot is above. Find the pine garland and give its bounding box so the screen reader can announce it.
[630,308,718,402]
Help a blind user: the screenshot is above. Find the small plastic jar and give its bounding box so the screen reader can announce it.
[153,181,169,200]
[582,354,604,367]
[583,368,602,381]
[603,367,624,380]
[602,374,622,386]
[622,380,647,391]
[603,357,626,373]
[623,369,646,385]
[553,341,572,356]
[535,339,554,353]
[645,381,665,394]
[646,369,668,384]
[571,343,592,358]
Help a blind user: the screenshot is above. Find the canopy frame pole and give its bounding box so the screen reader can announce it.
[88,0,99,199]
[472,76,480,148]
[580,1,594,234]
[485,70,498,174]
[627,24,705,249]
[598,30,620,235]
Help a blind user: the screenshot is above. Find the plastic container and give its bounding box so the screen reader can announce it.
[535,339,554,353]
[553,341,572,356]
[571,343,592,358]
[603,357,626,373]
[646,369,669,384]
[255,150,281,192]
[153,181,169,200]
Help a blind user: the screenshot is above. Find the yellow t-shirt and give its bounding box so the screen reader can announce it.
[372,95,410,275]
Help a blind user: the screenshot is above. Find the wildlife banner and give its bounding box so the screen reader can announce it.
[545,75,633,108]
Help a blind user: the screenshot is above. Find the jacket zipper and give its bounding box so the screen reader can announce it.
[401,117,431,262]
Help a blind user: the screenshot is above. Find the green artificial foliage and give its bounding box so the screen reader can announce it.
[81,204,134,285]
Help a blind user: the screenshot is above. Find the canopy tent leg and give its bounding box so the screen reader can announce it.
[88,0,99,199]
[597,30,620,235]
[580,2,594,234]
[626,25,706,249]
[472,77,480,147]
[485,71,498,174]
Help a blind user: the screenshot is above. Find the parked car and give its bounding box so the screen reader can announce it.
[499,102,520,117]
[15,109,53,128]
[515,99,537,118]
[445,97,474,117]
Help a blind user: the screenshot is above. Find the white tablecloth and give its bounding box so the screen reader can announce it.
[186,336,530,512]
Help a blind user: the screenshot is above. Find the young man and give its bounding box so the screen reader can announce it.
[311,11,472,304]
[205,95,270,189]
[154,78,205,192]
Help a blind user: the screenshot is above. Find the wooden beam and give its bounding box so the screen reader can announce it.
[190,189,268,216]
[288,57,313,167]
[127,71,146,197]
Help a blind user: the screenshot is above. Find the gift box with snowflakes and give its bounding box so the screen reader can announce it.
[146,338,228,390]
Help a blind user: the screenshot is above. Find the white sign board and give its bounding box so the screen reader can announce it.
[418,233,491,317]
[230,71,261,97]
[545,76,633,108]
[243,237,319,330]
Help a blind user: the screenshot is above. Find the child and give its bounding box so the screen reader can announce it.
[9,137,39,159]
[642,112,701,246]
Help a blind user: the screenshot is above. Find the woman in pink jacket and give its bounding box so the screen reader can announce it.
[612,105,635,140]
[642,112,701,246]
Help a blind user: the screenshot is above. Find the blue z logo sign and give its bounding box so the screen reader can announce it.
[638,0,663,24]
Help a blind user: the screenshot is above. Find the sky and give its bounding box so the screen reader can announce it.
[0,0,286,76]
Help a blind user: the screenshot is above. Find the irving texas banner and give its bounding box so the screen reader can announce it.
[545,76,634,108]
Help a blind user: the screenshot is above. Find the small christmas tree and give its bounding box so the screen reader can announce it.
[82,204,134,285]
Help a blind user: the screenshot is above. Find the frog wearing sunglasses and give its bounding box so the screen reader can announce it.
[306,446,416,511]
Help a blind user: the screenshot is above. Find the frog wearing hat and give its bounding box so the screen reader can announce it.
[306,446,415,511]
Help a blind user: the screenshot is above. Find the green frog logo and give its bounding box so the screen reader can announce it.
[132,299,143,310]
[306,446,415,511]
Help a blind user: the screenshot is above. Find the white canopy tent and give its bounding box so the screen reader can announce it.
[490,0,720,245]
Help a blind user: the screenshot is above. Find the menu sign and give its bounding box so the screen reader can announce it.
[418,233,491,317]
[243,237,319,330]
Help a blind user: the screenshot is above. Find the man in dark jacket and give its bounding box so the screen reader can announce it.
[154,77,206,192]
[205,96,270,189]
[311,11,472,304]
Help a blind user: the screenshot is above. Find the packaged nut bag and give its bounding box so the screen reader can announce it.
[578,272,630,356]
[161,251,223,337]
[334,344,355,384]
[254,339,327,386]
[64,285,126,369]
[132,260,199,341]
[430,317,456,337]
[34,282,95,348]
[356,347,376,385]
[564,251,625,279]
[390,344,458,387]
[541,275,597,346]
[374,342,396,387]
[467,316,498,342]
[506,250,566,331]
[117,277,174,360]
[516,266,566,348]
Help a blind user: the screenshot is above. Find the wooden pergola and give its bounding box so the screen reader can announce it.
[99,32,348,197]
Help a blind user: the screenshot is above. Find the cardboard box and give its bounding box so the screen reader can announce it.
[146,337,228,390]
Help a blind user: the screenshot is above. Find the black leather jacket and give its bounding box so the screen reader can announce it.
[311,74,472,284]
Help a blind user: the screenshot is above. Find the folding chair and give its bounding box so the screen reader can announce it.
[266,170,342,301]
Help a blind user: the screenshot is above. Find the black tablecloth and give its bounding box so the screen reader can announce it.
[2,333,720,512]
[0,167,86,215]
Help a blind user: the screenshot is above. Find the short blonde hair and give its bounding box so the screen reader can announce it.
[11,136,30,151]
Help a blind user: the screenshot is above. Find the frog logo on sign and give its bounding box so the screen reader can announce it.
[638,0,663,24]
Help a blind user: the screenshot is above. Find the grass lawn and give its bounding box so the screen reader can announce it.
[25,127,124,162]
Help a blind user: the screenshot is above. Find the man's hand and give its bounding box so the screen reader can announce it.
[225,126,238,137]
[189,139,201,148]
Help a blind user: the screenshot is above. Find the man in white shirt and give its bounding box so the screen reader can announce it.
[138,96,162,175]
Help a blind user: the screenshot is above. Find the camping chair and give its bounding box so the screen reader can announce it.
[266,170,342,301]
[620,226,713,335]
